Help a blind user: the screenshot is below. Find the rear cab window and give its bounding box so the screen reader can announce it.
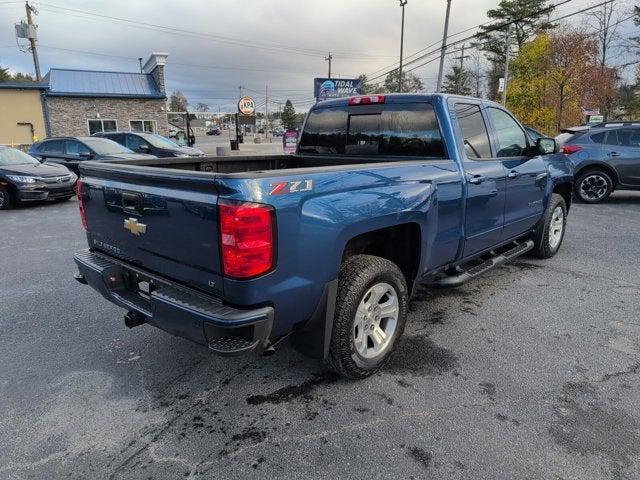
[298,101,446,159]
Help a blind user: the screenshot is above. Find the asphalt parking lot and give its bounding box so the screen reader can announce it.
[1,192,639,480]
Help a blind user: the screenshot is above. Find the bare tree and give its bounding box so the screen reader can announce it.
[584,0,623,68]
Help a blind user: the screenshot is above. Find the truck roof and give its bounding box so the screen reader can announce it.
[312,93,502,109]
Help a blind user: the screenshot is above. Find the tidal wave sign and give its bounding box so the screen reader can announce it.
[314,78,362,101]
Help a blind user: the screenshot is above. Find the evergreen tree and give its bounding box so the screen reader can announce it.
[281,100,297,129]
[441,65,473,95]
[382,69,423,93]
[357,74,378,94]
[0,66,11,82]
[477,0,556,99]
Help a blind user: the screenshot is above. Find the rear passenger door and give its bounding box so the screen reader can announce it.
[451,101,507,257]
[486,107,547,241]
[39,140,66,165]
[605,128,640,187]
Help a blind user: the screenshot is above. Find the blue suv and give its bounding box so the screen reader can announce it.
[557,122,640,203]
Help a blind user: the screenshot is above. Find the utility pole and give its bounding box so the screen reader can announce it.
[502,24,512,106]
[265,85,269,140]
[238,86,243,99]
[453,43,469,70]
[436,0,452,93]
[398,0,408,93]
[325,52,333,78]
[24,2,41,81]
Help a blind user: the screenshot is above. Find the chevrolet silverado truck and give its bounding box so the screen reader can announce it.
[73,94,573,379]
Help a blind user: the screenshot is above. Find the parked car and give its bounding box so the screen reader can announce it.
[206,127,222,136]
[0,146,76,209]
[29,137,155,175]
[273,127,286,137]
[556,122,640,203]
[73,93,572,379]
[95,132,205,158]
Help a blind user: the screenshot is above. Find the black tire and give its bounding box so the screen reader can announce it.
[574,170,613,203]
[0,186,13,210]
[532,193,567,259]
[327,255,408,379]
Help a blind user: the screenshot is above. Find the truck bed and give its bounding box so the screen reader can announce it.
[89,154,402,177]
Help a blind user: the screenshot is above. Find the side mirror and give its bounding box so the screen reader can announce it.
[79,152,93,159]
[536,137,556,155]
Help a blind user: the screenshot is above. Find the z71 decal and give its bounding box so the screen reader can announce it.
[269,180,314,195]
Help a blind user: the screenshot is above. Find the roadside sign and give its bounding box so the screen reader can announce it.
[283,129,298,154]
[587,115,604,124]
[314,78,363,100]
[498,78,505,93]
[238,96,255,115]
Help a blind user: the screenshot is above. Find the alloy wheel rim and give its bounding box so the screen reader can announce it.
[0,190,5,208]
[353,282,399,359]
[549,205,564,249]
[580,174,608,200]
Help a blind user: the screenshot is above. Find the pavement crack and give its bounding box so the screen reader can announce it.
[597,362,640,383]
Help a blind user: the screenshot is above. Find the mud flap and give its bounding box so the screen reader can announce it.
[289,279,338,360]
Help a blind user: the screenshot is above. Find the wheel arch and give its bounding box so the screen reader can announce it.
[574,162,618,188]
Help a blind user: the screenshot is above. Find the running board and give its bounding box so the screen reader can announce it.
[432,240,535,288]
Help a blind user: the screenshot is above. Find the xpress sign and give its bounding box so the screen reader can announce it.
[314,78,362,100]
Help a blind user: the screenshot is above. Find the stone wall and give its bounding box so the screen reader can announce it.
[45,96,169,137]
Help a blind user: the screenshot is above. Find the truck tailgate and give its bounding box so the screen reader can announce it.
[79,162,223,296]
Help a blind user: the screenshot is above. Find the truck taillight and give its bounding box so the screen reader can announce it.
[219,200,275,279]
[77,179,88,230]
[348,95,386,106]
[560,145,582,155]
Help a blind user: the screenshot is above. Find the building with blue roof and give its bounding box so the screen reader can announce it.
[42,52,169,137]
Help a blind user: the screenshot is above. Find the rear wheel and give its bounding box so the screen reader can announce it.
[532,193,567,259]
[327,255,408,379]
[0,186,13,210]
[574,170,613,203]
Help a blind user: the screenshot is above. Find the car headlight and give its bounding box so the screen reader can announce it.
[173,153,190,158]
[7,175,37,184]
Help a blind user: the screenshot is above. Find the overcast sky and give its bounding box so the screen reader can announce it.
[0,0,636,112]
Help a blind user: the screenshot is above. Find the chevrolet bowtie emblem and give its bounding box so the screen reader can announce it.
[124,217,147,236]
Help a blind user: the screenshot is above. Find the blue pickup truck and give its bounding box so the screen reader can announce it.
[73,94,573,379]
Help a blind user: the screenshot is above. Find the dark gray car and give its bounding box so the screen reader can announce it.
[29,137,156,175]
[557,122,640,203]
[94,132,205,158]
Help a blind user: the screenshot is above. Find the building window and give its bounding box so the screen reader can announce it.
[87,119,118,135]
[129,120,157,133]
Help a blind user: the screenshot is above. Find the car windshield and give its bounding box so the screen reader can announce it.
[143,134,181,148]
[82,138,134,155]
[0,148,40,166]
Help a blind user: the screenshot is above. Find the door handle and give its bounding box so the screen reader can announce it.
[507,171,520,179]
[609,151,621,157]
[467,174,485,185]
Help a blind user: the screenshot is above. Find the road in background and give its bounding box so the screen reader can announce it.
[1,193,639,479]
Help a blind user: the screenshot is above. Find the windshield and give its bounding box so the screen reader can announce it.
[0,148,40,166]
[82,138,134,155]
[143,134,181,149]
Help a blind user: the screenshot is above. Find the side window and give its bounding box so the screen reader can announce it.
[590,132,606,144]
[617,129,640,147]
[298,107,347,154]
[488,108,528,157]
[346,104,445,157]
[42,140,64,154]
[604,130,619,145]
[65,140,91,157]
[454,103,492,159]
[126,134,148,150]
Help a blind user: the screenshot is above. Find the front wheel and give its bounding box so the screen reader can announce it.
[327,255,408,379]
[574,170,613,203]
[532,193,567,259]
[0,186,13,210]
